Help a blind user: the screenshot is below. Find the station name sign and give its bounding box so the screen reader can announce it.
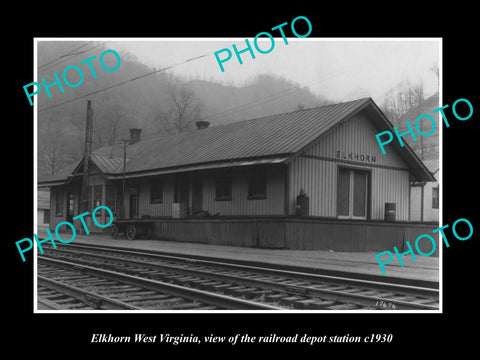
[335,151,377,163]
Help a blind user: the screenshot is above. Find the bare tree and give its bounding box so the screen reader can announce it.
[158,85,204,135]
[411,81,425,108]
[93,103,133,149]
[42,128,65,176]
[381,80,425,128]
[381,91,404,127]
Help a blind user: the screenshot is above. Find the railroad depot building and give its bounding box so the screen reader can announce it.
[38,98,439,253]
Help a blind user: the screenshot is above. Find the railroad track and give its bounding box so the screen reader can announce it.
[37,243,439,311]
[38,257,281,310]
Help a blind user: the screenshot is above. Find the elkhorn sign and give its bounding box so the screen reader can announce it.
[336,150,377,163]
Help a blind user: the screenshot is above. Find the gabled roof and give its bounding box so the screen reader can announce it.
[37,160,81,186]
[38,97,435,185]
[95,98,373,173]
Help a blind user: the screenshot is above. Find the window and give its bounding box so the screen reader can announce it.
[67,193,74,216]
[432,186,439,209]
[248,175,267,199]
[55,191,63,216]
[215,177,232,201]
[93,185,103,208]
[106,185,117,215]
[44,209,50,224]
[150,181,163,204]
[337,167,369,219]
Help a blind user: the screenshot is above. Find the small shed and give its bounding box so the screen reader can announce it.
[410,159,439,222]
[37,189,50,225]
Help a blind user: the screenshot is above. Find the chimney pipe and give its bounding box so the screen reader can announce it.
[195,121,210,130]
[129,128,142,144]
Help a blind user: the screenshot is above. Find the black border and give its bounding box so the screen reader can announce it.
[7,5,479,355]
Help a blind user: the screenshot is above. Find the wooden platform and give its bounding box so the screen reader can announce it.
[140,216,440,255]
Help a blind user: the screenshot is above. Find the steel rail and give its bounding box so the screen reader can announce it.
[38,256,283,310]
[38,275,141,310]
[41,246,439,310]
[49,243,439,295]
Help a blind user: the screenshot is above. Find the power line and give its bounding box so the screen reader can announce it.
[38,52,211,113]
[38,42,95,71]
[38,42,106,73]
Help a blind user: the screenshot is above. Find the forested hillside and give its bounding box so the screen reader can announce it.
[36,41,438,178]
[36,41,329,177]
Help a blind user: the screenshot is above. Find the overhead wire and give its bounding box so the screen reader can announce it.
[38,46,423,144]
[38,52,211,113]
[38,42,97,71]
[38,43,107,73]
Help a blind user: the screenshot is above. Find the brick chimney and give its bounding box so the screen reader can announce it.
[195,121,210,130]
[129,128,142,144]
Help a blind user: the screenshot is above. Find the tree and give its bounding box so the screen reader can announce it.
[157,85,204,135]
[381,80,425,128]
[41,127,65,176]
[93,103,132,149]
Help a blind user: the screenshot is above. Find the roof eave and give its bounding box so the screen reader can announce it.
[37,179,67,187]
[106,155,290,180]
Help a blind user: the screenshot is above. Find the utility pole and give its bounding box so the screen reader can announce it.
[419,120,424,160]
[81,100,93,214]
[118,138,129,219]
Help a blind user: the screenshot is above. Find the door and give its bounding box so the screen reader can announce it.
[174,174,190,215]
[192,175,203,214]
[129,194,139,219]
[66,193,75,223]
[337,167,369,219]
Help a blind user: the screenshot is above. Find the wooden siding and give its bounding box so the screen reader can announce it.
[371,168,410,220]
[147,217,439,255]
[288,113,411,220]
[122,166,285,218]
[423,182,439,222]
[48,171,107,232]
[410,182,440,222]
[154,219,259,247]
[289,157,336,217]
[49,187,65,229]
[285,218,439,255]
[410,185,422,221]
[127,175,175,217]
[202,166,285,216]
[153,219,288,248]
[305,112,408,168]
[49,185,83,231]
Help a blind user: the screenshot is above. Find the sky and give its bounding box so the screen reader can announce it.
[108,38,440,103]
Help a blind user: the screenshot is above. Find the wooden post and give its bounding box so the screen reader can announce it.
[420,183,425,222]
[117,138,129,219]
[80,100,93,215]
